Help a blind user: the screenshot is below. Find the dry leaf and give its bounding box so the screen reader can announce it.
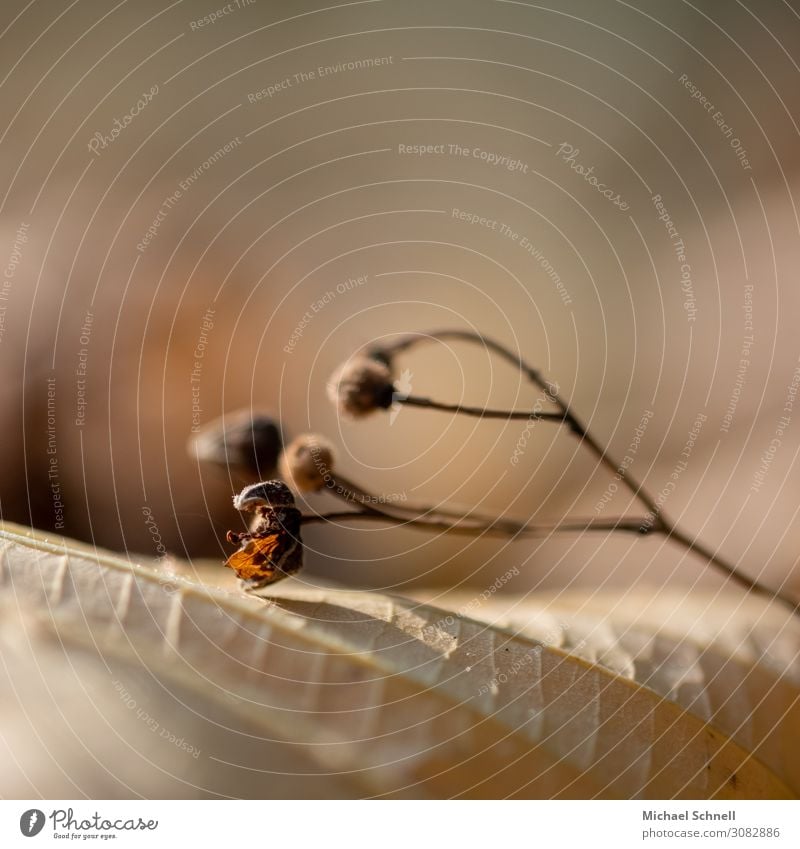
[1,523,796,799]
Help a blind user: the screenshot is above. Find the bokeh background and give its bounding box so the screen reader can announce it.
[1,0,800,603]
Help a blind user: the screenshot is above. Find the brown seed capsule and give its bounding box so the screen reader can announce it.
[279,433,335,492]
[189,410,283,477]
[326,356,395,417]
[232,479,297,512]
[225,480,303,587]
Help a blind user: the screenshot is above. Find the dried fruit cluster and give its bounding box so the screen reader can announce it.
[193,329,798,615]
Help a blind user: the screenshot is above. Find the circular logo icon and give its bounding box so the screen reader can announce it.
[19,810,45,837]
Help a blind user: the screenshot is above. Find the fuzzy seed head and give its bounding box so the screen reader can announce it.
[233,479,296,512]
[279,433,335,492]
[327,357,395,417]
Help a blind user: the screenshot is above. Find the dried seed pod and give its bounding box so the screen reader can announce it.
[189,410,283,477]
[326,357,395,417]
[226,480,303,587]
[232,479,297,512]
[279,433,335,493]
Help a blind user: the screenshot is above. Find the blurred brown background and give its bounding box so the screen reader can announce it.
[1,0,799,599]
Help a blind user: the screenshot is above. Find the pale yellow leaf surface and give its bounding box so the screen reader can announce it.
[0,523,797,799]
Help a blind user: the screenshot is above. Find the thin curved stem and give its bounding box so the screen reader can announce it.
[400,395,567,422]
[665,525,800,614]
[301,510,508,535]
[371,329,544,385]
[327,472,651,537]
[325,472,496,521]
[373,330,661,512]
[536,394,800,613]
[300,509,655,538]
[375,329,800,616]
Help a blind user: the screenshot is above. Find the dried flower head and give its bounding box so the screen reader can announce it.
[327,356,395,417]
[190,410,283,477]
[226,480,303,588]
[279,433,335,492]
[232,479,296,513]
